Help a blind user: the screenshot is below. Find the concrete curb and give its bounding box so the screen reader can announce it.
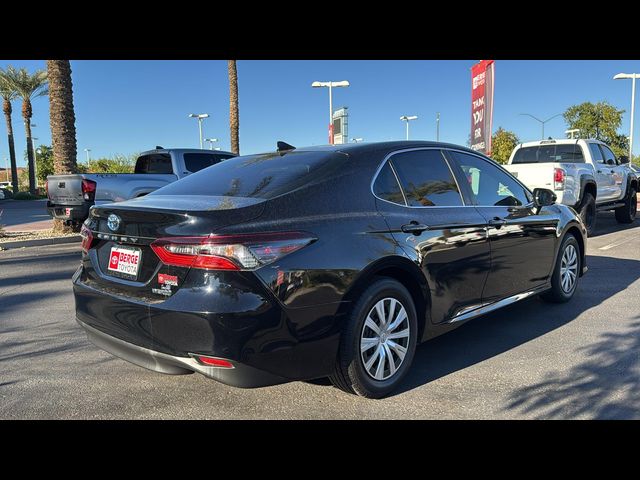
[0,235,81,250]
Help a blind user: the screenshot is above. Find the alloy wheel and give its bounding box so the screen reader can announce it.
[560,244,578,293]
[360,297,410,381]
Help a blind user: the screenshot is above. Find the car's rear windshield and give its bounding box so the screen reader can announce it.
[512,144,585,164]
[151,150,344,199]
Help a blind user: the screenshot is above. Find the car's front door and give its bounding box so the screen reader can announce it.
[373,148,491,325]
[589,143,617,201]
[446,150,560,304]
[599,144,625,200]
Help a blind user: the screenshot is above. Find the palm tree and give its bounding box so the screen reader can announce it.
[5,67,48,195]
[46,60,78,176]
[0,69,19,194]
[228,60,240,155]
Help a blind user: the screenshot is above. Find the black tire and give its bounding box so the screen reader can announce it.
[578,192,597,236]
[614,186,637,224]
[329,277,418,398]
[541,234,581,303]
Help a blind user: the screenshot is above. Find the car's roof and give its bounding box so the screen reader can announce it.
[255,140,483,157]
[516,138,604,148]
[139,148,236,156]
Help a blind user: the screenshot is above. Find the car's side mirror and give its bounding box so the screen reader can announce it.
[619,155,630,164]
[532,188,556,209]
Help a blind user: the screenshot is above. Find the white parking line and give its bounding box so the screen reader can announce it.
[599,233,638,251]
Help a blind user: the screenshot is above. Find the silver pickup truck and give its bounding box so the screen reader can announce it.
[504,139,637,235]
[46,147,235,225]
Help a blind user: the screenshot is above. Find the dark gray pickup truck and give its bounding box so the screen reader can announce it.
[46,147,235,225]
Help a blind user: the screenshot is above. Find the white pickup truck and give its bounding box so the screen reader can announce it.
[504,139,638,235]
[46,147,236,226]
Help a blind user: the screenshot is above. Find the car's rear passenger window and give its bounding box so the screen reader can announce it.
[390,150,463,207]
[373,162,405,205]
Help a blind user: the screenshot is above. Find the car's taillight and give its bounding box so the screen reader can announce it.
[80,225,94,254]
[554,168,565,190]
[150,231,315,271]
[82,179,96,201]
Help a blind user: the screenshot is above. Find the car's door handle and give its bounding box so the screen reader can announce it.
[488,217,507,228]
[401,222,430,234]
[597,170,602,173]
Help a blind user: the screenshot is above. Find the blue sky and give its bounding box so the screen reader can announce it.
[1,59,640,167]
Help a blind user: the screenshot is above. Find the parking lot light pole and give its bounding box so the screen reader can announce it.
[436,112,440,141]
[205,138,219,150]
[400,115,418,140]
[5,157,9,182]
[351,137,364,143]
[613,73,639,160]
[32,137,38,185]
[84,148,91,162]
[519,113,563,140]
[188,113,210,149]
[311,80,350,145]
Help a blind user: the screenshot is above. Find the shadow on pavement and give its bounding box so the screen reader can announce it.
[388,255,640,401]
[589,211,639,238]
[503,315,640,419]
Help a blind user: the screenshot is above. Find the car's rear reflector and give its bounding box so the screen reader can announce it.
[150,232,315,271]
[194,355,234,369]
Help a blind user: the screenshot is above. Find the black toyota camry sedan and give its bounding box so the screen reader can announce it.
[74,141,587,398]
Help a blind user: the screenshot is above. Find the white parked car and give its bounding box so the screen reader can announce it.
[504,139,638,235]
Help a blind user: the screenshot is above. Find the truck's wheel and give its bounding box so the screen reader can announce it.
[579,192,596,236]
[615,186,637,224]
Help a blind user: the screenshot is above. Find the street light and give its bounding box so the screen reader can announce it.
[84,148,91,162]
[188,113,210,149]
[400,115,418,140]
[205,138,219,150]
[519,113,563,140]
[311,80,350,145]
[32,137,39,184]
[613,73,640,160]
[351,137,364,143]
[436,112,440,141]
[4,158,9,182]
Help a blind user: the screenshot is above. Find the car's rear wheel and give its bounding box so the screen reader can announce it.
[541,233,580,303]
[579,192,596,236]
[615,186,637,224]
[330,278,417,398]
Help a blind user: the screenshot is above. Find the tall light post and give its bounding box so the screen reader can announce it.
[351,137,364,143]
[519,113,563,140]
[4,157,9,182]
[205,138,219,150]
[188,113,210,149]
[400,115,418,140]
[311,80,350,145]
[613,73,639,160]
[84,148,91,163]
[436,112,440,141]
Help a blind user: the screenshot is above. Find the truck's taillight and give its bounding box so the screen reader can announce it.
[554,168,565,190]
[82,179,97,201]
[150,232,316,270]
[80,225,94,254]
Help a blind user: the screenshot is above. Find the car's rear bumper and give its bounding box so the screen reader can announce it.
[47,201,92,221]
[73,267,345,387]
[78,318,289,388]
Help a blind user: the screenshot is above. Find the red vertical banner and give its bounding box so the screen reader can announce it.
[470,60,495,155]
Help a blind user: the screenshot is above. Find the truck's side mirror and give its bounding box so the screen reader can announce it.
[532,188,556,209]
[619,155,630,164]
[606,158,616,166]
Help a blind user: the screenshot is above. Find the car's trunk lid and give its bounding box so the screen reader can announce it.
[82,195,266,300]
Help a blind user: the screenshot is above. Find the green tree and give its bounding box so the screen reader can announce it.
[34,145,54,183]
[81,153,137,173]
[490,127,520,164]
[3,66,48,195]
[563,101,628,157]
[0,68,19,194]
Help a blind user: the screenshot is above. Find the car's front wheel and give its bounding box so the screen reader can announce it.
[330,278,418,398]
[615,186,637,224]
[541,233,580,303]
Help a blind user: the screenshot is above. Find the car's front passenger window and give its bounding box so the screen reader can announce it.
[449,151,531,207]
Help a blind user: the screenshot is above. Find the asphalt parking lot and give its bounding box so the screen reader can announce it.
[1,212,639,419]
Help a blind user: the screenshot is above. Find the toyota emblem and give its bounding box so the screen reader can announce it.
[107,214,121,232]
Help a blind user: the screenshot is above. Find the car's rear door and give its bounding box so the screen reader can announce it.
[446,149,559,303]
[373,148,490,324]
